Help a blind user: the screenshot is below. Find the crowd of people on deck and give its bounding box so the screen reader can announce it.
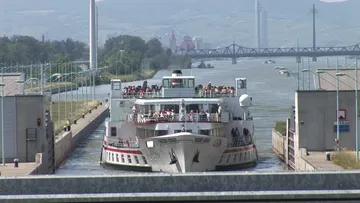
[197,82,236,97]
[130,103,222,123]
[120,80,236,98]
[122,81,162,97]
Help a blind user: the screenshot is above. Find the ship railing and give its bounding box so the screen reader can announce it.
[127,112,231,123]
[122,91,162,99]
[104,136,140,148]
[196,90,235,98]
[227,137,253,148]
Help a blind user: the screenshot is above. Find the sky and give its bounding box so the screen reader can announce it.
[321,0,348,2]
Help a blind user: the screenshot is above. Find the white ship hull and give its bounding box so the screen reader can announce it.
[141,133,228,172]
[101,133,257,173]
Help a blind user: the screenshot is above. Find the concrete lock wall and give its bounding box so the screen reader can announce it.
[296,90,360,151]
[54,108,109,168]
[54,132,72,168]
[71,108,108,149]
[272,129,285,161]
[2,171,360,195]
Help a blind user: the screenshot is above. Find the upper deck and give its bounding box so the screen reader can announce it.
[111,69,247,100]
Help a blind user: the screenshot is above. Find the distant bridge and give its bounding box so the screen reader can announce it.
[179,43,360,59]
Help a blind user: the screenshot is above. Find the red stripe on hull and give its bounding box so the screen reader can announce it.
[104,146,143,155]
[224,145,254,153]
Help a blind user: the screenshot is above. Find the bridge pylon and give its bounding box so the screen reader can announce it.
[232,58,237,64]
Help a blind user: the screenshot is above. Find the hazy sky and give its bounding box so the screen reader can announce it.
[321,0,347,2]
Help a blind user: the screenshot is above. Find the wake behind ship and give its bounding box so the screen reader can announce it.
[101,70,258,172]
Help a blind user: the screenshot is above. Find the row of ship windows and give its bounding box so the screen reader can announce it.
[219,151,254,164]
[107,152,148,165]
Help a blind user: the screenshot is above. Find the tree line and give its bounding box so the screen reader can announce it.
[99,35,191,76]
[0,34,191,76]
[0,35,87,64]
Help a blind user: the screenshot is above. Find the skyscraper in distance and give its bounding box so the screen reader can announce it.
[255,0,261,48]
[260,7,268,48]
[255,0,269,48]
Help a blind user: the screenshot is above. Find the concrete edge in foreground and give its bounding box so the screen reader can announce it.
[1,190,360,203]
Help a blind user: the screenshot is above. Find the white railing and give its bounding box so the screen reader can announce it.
[122,90,235,98]
[196,90,235,98]
[126,112,231,123]
[227,137,253,148]
[122,91,162,99]
[104,136,140,148]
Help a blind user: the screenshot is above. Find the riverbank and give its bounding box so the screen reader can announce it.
[99,69,157,83]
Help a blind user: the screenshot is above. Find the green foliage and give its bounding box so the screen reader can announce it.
[145,38,163,58]
[332,151,359,169]
[0,36,87,64]
[274,121,286,136]
[100,35,192,76]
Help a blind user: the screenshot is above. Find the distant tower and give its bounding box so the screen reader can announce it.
[169,31,177,52]
[255,0,261,48]
[89,0,97,70]
[260,7,268,48]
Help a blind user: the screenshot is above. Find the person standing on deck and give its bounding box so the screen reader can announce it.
[217,103,222,122]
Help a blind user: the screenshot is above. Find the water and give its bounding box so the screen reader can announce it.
[55,58,332,175]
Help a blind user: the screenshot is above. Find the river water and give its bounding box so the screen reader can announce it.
[55,57,337,175]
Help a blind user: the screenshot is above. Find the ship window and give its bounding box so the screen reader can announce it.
[112,153,115,161]
[144,105,155,114]
[155,130,168,136]
[142,156,148,165]
[186,104,201,113]
[161,104,179,113]
[239,153,242,161]
[121,154,125,163]
[174,129,192,133]
[116,154,119,162]
[233,154,237,163]
[135,156,140,164]
[163,79,170,88]
[209,104,218,113]
[188,79,194,88]
[111,127,117,136]
[226,155,231,163]
[199,130,210,135]
[219,155,224,164]
[112,82,121,90]
[127,155,132,163]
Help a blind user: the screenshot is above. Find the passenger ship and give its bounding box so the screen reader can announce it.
[101,70,258,172]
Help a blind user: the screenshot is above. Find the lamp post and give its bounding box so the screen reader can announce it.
[336,57,340,151]
[0,80,4,166]
[57,75,62,128]
[335,70,346,152]
[356,58,359,160]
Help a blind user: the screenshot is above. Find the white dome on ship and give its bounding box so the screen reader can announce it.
[239,94,252,107]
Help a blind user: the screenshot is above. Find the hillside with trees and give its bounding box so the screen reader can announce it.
[99,35,191,81]
[0,34,191,83]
